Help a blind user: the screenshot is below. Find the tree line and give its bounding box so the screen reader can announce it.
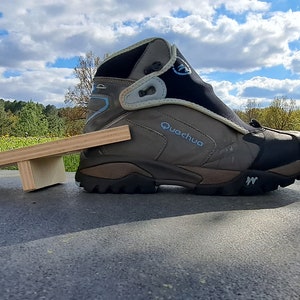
[235,97,300,131]
[0,99,85,137]
[1,96,299,138]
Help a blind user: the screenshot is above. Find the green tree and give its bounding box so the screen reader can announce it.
[0,101,12,135]
[44,105,66,137]
[262,97,297,130]
[4,99,27,114]
[292,109,300,131]
[244,99,262,123]
[15,101,49,136]
[235,99,263,124]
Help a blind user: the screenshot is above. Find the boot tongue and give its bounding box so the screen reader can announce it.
[129,38,172,80]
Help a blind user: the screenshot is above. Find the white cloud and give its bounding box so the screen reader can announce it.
[236,76,300,99]
[170,11,300,73]
[285,50,300,74]
[0,67,76,105]
[221,0,270,14]
[205,79,243,108]
[0,0,299,107]
[209,76,300,108]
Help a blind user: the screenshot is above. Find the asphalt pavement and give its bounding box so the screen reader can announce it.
[0,170,299,299]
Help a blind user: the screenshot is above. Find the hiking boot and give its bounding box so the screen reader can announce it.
[75,37,300,195]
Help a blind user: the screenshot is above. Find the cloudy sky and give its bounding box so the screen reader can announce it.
[0,0,300,109]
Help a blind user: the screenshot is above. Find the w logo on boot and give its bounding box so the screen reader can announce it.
[173,57,191,76]
[246,176,258,186]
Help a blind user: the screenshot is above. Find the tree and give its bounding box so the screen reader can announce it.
[244,99,262,122]
[262,97,297,130]
[0,101,13,135]
[44,105,66,137]
[65,51,102,108]
[236,99,262,124]
[4,99,27,114]
[15,101,49,136]
[58,107,85,136]
[292,109,300,131]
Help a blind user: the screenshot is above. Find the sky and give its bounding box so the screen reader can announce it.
[0,0,300,109]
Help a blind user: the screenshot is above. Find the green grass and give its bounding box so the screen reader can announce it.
[0,136,80,172]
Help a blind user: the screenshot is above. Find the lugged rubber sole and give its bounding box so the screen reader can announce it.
[75,159,300,196]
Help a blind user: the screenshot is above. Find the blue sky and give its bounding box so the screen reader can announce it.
[0,0,300,108]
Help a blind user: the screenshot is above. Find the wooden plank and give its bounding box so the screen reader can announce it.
[18,157,66,192]
[0,125,131,192]
[0,125,130,167]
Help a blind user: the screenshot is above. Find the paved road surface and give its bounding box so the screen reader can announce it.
[0,170,299,299]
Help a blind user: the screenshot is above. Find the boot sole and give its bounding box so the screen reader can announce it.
[75,158,300,195]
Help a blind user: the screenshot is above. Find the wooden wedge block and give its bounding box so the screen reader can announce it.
[17,157,66,192]
[0,125,131,192]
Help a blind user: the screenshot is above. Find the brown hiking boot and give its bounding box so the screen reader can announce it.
[75,37,300,195]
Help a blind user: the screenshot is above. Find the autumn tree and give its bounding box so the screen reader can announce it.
[63,51,103,134]
[58,107,86,136]
[65,51,102,109]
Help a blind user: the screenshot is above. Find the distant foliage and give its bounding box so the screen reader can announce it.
[58,106,86,136]
[14,101,49,136]
[263,97,297,130]
[0,99,84,136]
[1,95,299,138]
[44,104,66,137]
[236,97,299,130]
[0,101,15,136]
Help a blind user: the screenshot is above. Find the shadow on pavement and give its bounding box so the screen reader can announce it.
[0,172,298,246]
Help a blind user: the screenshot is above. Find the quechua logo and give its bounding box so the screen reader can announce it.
[161,121,204,147]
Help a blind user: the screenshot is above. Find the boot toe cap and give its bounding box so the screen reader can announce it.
[245,129,300,171]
